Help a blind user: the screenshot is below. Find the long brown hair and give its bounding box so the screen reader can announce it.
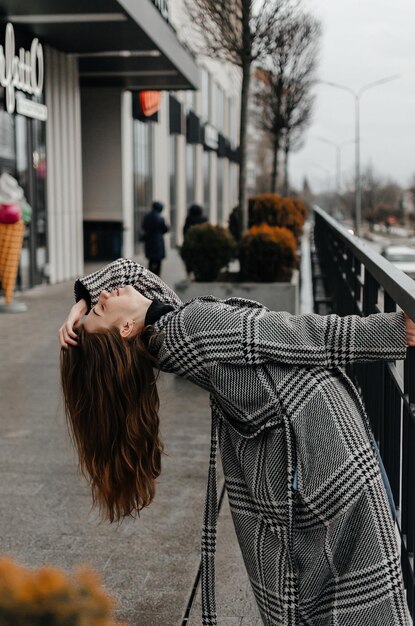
[60,325,163,523]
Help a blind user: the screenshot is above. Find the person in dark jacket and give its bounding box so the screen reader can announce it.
[183,204,207,238]
[141,201,169,276]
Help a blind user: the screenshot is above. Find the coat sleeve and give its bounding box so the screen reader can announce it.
[74,258,183,311]
[179,300,408,368]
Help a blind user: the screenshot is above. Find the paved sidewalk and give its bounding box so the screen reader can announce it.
[0,254,260,625]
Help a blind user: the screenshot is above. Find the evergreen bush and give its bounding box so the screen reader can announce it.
[239,224,297,282]
[228,194,307,242]
[0,557,126,626]
[180,223,236,282]
[250,194,306,239]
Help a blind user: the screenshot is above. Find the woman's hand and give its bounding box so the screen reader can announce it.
[59,299,88,349]
[404,312,415,347]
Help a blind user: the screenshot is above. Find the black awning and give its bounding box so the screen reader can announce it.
[217,133,227,158]
[227,144,240,163]
[0,0,199,90]
[225,138,232,159]
[186,110,201,144]
[169,95,184,134]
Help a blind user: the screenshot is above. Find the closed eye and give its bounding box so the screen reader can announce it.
[93,304,104,317]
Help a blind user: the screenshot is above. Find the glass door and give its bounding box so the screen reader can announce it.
[133,119,153,255]
[15,112,47,288]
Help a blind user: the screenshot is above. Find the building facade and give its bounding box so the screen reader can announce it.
[0,0,240,292]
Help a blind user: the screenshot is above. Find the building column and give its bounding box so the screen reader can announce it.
[195,143,204,205]
[175,133,186,245]
[46,47,83,284]
[121,91,134,259]
[152,93,169,216]
[222,157,230,225]
[209,151,217,224]
[152,92,172,252]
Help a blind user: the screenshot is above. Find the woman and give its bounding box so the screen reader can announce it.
[141,201,169,276]
[60,258,414,626]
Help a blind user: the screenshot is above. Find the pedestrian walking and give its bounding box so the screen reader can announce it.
[59,258,414,626]
[141,201,169,276]
[183,203,208,238]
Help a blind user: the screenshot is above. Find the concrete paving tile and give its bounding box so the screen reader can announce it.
[7,548,112,573]
[0,473,45,496]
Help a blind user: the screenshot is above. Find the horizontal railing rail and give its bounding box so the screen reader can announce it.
[312,205,415,617]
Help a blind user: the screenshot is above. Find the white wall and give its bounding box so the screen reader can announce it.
[45,47,83,284]
[81,88,123,221]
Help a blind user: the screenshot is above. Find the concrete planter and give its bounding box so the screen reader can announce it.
[174,269,299,314]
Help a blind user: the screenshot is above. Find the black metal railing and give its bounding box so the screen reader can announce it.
[312,205,415,616]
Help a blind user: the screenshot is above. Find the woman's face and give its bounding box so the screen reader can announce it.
[83,286,142,333]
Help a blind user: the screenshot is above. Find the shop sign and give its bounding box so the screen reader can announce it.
[204,123,219,151]
[0,23,44,115]
[152,0,170,22]
[140,91,161,117]
[16,95,47,121]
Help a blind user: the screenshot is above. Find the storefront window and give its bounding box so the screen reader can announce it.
[0,110,15,162]
[230,163,237,210]
[31,118,47,282]
[216,84,224,133]
[0,96,47,291]
[184,90,195,112]
[186,143,195,208]
[201,68,209,121]
[229,97,238,143]
[133,119,153,254]
[203,151,210,216]
[217,156,223,225]
[22,117,47,287]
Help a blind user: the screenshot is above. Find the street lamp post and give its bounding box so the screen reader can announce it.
[306,161,334,193]
[320,75,400,235]
[315,137,355,192]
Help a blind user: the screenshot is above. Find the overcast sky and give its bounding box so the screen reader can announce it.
[289,0,415,193]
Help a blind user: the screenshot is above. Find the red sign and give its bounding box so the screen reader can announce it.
[139,91,161,117]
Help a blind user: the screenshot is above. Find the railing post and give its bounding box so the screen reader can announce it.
[360,272,381,435]
[402,348,415,563]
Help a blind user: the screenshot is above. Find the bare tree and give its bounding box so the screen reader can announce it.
[408,173,415,193]
[254,11,297,193]
[282,90,314,195]
[184,0,284,231]
[323,165,403,226]
[253,10,320,195]
[279,13,320,195]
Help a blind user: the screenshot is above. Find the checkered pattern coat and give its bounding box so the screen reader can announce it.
[75,259,412,626]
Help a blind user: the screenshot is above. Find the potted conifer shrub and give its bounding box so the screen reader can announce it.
[0,556,127,626]
[176,194,306,314]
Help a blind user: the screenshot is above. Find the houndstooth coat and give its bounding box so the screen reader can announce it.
[75,259,412,626]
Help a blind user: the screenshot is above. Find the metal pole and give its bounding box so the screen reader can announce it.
[318,75,400,237]
[355,95,361,236]
[336,146,341,193]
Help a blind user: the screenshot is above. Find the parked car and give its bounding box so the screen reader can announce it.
[381,245,415,278]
